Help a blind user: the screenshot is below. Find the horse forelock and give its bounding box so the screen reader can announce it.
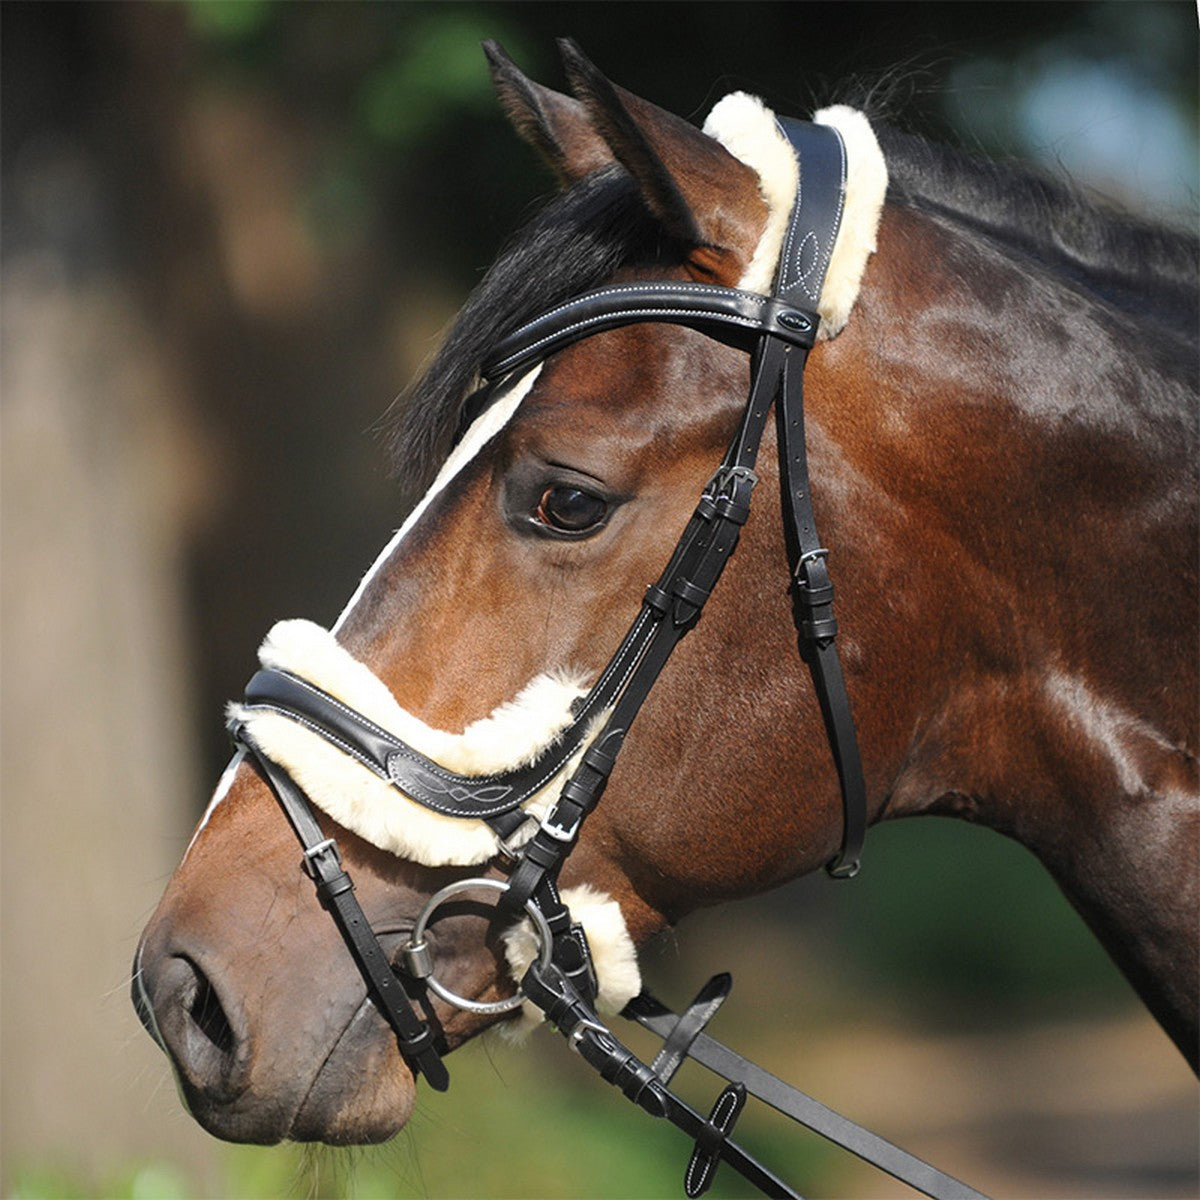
[383,169,671,499]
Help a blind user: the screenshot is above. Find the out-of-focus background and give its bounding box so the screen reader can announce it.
[2,3,1196,1197]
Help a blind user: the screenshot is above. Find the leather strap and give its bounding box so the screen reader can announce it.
[229,725,450,1092]
[772,120,866,877]
[485,282,816,379]
[242,668,591,825]
[650,972,732,1084]
[626,985,988,1200]
[521,962,798,1199]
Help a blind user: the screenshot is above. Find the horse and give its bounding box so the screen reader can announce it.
[133,38,1198,1189]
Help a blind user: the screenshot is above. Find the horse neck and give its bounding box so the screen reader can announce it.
[807,202,1199,1066]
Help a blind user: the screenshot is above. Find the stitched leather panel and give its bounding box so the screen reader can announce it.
[483,283,817,381]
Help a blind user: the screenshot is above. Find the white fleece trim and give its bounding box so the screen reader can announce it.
[813,105,888,336]
[228,618,601,867]
[703,92,799,296]
[500,884,642,1037]
[703,94,887,336]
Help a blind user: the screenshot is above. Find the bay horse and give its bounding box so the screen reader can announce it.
[133,39,1198,1192]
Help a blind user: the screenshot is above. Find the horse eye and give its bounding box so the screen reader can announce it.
[534,485,609,533]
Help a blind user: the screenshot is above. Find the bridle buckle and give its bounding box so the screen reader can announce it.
[540,809,582,843]
[701,465,758,526]
[301,837,341,880]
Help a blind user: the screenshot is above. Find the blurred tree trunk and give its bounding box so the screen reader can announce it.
[0,5,425,1183]
[1,260,222,1188]
[0,6,223,1186]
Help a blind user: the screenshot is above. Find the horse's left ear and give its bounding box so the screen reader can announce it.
[485,41,615,186]
[558,40,768,285]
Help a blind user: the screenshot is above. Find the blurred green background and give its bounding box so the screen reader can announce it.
[2,3,1196,1198]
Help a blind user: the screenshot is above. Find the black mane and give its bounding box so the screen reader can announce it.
[876,125,1199,340]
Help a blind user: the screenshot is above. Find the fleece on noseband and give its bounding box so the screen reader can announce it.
[702,96,887,335]
[227,618,596,867]
[500,884,642,1036]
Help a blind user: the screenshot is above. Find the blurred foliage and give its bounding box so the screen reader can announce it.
[835,818,1136,1021]
[164,1,1197,289]
[357,12,530,146]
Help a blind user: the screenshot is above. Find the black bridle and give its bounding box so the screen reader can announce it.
[228,120,985,1200]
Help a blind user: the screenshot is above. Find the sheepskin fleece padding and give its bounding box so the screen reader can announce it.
[228,618,595,867]
[500,884,642,1037]
[703,94,887,336]
[812,105,888,336]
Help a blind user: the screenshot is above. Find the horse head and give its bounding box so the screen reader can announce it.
[133,40,1198,1160]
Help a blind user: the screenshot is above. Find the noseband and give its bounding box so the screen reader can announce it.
[228,120,983,1200]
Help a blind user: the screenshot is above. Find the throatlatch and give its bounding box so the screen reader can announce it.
[228,116,985,1200]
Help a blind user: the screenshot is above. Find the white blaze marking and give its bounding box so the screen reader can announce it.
[333,366,541,631]
[181,749,244,862]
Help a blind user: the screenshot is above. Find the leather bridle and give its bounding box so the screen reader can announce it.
[227,120,985,1200]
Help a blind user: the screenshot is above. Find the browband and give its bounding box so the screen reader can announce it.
[483,282,817,380]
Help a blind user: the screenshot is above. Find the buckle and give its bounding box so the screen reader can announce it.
[301,837,341,879]
[539,808,582,843]
[702,465,758,525]
[708,464,758,496]
[794,546,829,576]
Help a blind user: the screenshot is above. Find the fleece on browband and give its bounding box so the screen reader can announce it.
[227,619,595,867]
[703,96,887,335]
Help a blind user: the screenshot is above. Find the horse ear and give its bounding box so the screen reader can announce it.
[484,41,614,186]
[558,39,766,284]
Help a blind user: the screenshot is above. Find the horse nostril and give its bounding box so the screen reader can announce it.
[188,967,236,1058]
[146,953,249,1104]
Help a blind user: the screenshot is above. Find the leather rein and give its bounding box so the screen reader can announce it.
[227,120,985,1200]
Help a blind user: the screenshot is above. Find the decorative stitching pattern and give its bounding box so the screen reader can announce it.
[685,1086,742,1197]
[244,672,592,817]
[776,122,847,309]
[489,305,770,376]
[518,281,770,328]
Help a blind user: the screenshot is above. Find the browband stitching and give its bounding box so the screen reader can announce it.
[519,281,772,326]
[489,305,775,376]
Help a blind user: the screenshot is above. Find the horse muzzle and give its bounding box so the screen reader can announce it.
[131,908,419,1145]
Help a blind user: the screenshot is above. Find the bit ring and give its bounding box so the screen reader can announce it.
[403,877,553,1015]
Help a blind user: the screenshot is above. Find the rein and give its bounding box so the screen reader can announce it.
[228,119,984,1200]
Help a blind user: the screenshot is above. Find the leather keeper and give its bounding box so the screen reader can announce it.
[796,580,834,608]
[713,498,751,525]
[644,583,672,616]
[582,733,623,778]
[801,615,839,641]
[315,872,356,906]
[673,577,711,610]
